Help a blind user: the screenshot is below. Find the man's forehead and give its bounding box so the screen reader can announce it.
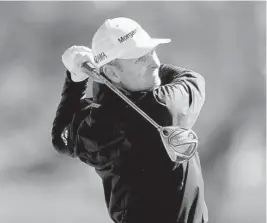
[120,48,157,62]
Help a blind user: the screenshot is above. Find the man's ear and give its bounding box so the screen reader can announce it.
[102,64,121,83]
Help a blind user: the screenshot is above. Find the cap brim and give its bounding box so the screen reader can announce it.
[119,38,171,60]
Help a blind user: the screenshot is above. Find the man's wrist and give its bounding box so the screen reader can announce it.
[66,70,88,83]
[63,70,89,98]
[66,70,89,83]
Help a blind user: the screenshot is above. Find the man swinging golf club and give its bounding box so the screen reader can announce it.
[52,17,208,223]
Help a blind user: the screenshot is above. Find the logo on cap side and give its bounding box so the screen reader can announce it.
[94,52,107,64]
[118,28,137,43]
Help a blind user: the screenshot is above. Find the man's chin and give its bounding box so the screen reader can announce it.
[153,75,161,87]
[146,77,161,91]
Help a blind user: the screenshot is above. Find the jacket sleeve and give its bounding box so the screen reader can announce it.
[51,70,89,156]
[154,64,205,129]
[73,103,130,170]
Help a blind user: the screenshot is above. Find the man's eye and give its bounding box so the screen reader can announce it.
[136,56,146,63]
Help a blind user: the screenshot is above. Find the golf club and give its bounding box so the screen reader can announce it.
[82,62,198,164]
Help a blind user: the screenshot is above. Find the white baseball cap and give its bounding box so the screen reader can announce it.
[91,17,171,68]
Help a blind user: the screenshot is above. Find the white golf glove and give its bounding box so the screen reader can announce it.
[61,45,103,83]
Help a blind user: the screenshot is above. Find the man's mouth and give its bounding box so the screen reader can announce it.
[150,65,159,70]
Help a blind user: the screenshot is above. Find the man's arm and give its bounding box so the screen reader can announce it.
[51,71,88,155]
[154,64,205,129]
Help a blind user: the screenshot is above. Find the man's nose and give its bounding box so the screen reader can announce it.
[147,53,160,69]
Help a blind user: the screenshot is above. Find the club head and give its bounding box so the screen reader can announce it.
[158,126,198,163]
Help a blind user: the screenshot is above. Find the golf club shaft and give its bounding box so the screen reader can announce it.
[83,62,161,130]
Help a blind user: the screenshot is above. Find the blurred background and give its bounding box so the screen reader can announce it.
[0,1,265,223]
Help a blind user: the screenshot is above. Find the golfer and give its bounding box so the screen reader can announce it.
[52,17,208,223]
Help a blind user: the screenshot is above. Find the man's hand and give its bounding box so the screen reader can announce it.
[62,45,103,83]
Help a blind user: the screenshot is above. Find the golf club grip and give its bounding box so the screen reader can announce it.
[82,62,101,78]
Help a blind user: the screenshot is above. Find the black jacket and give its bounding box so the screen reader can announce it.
[52,64,208,223]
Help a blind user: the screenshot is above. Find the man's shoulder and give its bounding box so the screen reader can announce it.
[159,64,196,76]
[159,64,187,84]
[159,64,204,83]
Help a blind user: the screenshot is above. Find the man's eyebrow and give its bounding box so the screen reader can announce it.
[134,48,156,63]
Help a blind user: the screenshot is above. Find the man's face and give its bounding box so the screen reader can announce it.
[116,49,161,92]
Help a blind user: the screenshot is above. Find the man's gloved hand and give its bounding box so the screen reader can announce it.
[62,45,103,83]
